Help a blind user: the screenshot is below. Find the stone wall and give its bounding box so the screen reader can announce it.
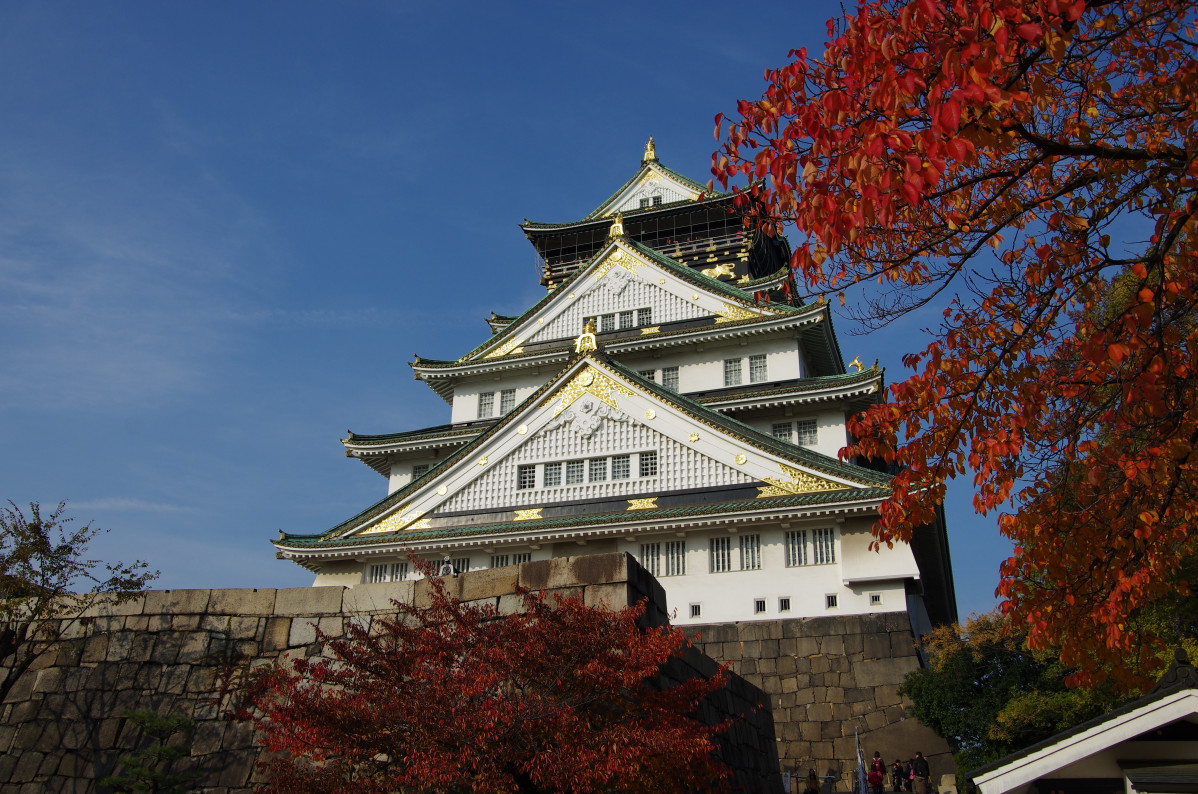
[0,554,779,794]
[689,613,955,792]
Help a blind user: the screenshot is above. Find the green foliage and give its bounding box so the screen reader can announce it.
[100,709,201,794]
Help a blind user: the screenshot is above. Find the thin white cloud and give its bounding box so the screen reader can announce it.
[71,497,196,514]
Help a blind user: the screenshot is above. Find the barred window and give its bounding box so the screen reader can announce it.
[772,422,793,442]
[490,554,510,568]
[544,462,562,486]
[689,603,702,618]
[612,454,631,480]
[796,419,818,446]
[368,564,388,584]
[639,543,661,577]
[749,354,768,383]
[390,562,408,581]
[478,392,495,418]
[825,594,839,609]
[710,536,732,573]
[513,552,532,564]
[517,464,536,490]
[566,460,585,484]
[661,366,679,392]
[412,463,430,479]
[589,457,607,482]
[639,451,658,477]
[450,557,471,575]
[600,313,616,333]
[754,598,767,614]
[500,389,516,414]
[619,310,634,329]
[785,530,808,567]
[812,527,837,564]
[637,307,653,326]
[664,540,686,576]
[723,358,742,387]
[638,368,656,382]
[779,597,791,612]
[740,534,762,570]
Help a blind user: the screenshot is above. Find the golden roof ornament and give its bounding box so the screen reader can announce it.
[608,211,625,239]
[643,135,657,163]
[574,317,599,353]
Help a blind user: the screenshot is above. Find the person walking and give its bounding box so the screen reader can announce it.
[868,752,886,794]
[890,760,904,792]
[911,751,931,794]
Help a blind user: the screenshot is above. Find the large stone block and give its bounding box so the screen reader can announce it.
[853,657,920,688]
[863,632,891,659]
[80,592,146,618]
[460,567,520,602]
[342,581,412,613]
[207,588,277,615]
[274,586,345,616]
[142,589,212,614]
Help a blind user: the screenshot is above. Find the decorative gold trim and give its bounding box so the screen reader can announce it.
[537,318,544,324]
[356,503,422,536]
[406,518,432,531]
[735,454,747,465]
[756,463,847,498]
[541,363,635,419]
[715,302,772,324]
[478,457,489,466]
[592,248,639,280]
[658,278,665,285]
[688,433,700,443]
[483,337,523,359]
[691,293,699,301]
[640,326,660,335]
[514,508,542,521]
[436,485,447,495]
[574,318,598,353]
[626,497,657,511]
[517,424,528,435]
[644,409,656,420]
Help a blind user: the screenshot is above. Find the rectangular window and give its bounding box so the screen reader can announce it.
[612,455,631,480]
[638,369,656,382]
[740,534,762,571]
[451,557,471,575]
[478,392,495,418]
[543,462,562,487]
[600,313,615,333]
[639,197,650,209]
[516,465,536,490]
[490,554,510,568]
[812,527,837,565]
[566,460,585,484]
[785,530,808,567]
[412,463,430,479]
[749,354,768,383]
[619,310,634,329]
[368,564,388,584]
[589,457,607,482]
[637,307,653,326]
[772,422,793,442]
[652,195,662,206]
[661,366,679,392]
[664,540,686,576]
[500,389,516,414]
[639,543,661,577]
[754,598,767,614]
[710,537,732,573]
[825,594,839,609]
[513,552,532,565]
[689,603,702,618]
[795,419,818,446]
[639,451,658,477]
[723,358,742,387]
[870,593,883,607]
[779,597,791,612]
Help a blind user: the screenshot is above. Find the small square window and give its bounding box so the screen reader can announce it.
[796,419,818,446]
[825,594,839,609]
[661,366,679,392]
[639,197,650,209]
[612,454,631,480]
[689,603,702,618]
[588,457,607,482]
[600,314,615,333]
[478,392,495,418]
[652,195,662,206]
[723,359,742,387]
[544,462,562,486]
[754,599,767,614]
[749,354,768,383]
[516,465,536,490]
[500,389,516,414]
[639,451,658,477]
[772,422,793,442]
[412,463,430,479]
[637,307,653,326]
[566,460,585,484]
[619,310,634,329]
[779,597,791,612]
[638,369,656,382]
[869,593,883,607]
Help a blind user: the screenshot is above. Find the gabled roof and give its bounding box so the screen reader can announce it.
[277,351,890,555]
[581,160,711,221]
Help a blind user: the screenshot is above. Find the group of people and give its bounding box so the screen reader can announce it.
[868,751,931,794]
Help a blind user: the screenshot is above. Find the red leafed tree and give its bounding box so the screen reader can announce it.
[246,575,731,793]
[714,0,1196,688]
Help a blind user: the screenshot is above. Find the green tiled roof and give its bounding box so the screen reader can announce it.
[344,421,495,448]
[692,368,883,404]
[578,161,716,222]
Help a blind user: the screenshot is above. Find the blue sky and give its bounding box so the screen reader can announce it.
[0,1,1011,618]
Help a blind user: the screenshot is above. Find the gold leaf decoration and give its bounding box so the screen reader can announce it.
[626,498,657,511]
[714,302,769,324]
[543,364,634,418]
[514,508,542,521]
[592,249,639,280]
[640,326,660,335]
[756,463,847,498]
[483,337,524,359]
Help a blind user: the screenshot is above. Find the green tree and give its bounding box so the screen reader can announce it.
[100,709,201,794]
[0,501,157,702]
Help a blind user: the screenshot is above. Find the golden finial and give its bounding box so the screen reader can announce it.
[609,211,625,238]
[643,135,657,162]
[575,318,599,353]
[849,356,864,372]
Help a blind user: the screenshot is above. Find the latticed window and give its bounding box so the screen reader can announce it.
[637,307,653,326]
[652,195,662,206]
[490,554,510,568]
[749,354,768,383]
[566,460,584,484]
[412,463,430,479]
[639,451,658,477]
[772,422,793,442]
[785,530,808,567]
[589,457,607,482]
[638,369,656,382]
[664,541,686,576]
[517,465,536,490]
[619,310,634,329]
[478,392,494,418]
[513,553,532,564]
[740,534,762,570]
[544,462,562,486]
[600,314,616,333]
[723,359,742,387]
[639,197,650,209]
[612,454,630,480]
[500,389,516,414]
[639,543,661,577]
[796,419,818,446]
[710,537,732,573]
[661,366,679,391]
[812,527,837,564]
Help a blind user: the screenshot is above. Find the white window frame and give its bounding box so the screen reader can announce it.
[664,540,686,576]
[740,534,761,571]
[516,465,536,490]
[588,457,607,482]
[490,554,510,568]
[779,597,791,612]
[825,593,839,609]
[753,598,767,614]
[812,527,837,565]
[477,392,495,418]
[543,462,562,486]
[513,552,532,565]
[639,543,661,577]
[500,389,516,414]
[661,366,679,392]
[637,307,653,326]
[723,358,742,387]
[772,422,793,442]
[795,419,818,446]
[710,537,732,573]
[639,451,658,478]
[689,603,702,618]
[749,354,768,383]
[785,530,808,567]
[600,313,615,333]
[619,310,634,329]
[565,460,584,484]
[612,454,631,480]
[638,369,656,382]
[412,463,430,479]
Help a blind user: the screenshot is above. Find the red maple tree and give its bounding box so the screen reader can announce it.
[246,573,731,793]
[714,0,1195,688]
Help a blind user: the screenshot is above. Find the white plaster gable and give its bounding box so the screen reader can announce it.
[591,163,703,219]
